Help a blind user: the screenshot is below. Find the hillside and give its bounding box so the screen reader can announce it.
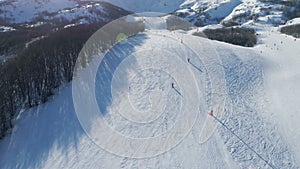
[0,0,300,169]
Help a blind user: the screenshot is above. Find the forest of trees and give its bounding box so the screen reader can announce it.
[0,19,145,139]
[281,24,300,38]
[0,24,102,139]
[193,27,257,47]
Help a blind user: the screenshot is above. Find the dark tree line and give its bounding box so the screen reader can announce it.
[0,18,145,139]
[0,24,102,138]
[193,27,257,47]
[281,24,300,38]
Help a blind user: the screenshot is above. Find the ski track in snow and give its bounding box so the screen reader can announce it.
[0,27,299,168]
[214,43,297,169]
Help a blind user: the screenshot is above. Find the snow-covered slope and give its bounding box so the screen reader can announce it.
[284,17,300,26]
[0,0,296,28]
[222,0,286,26]
[175,0,296,27]
[0,0,77,23]
[176,0,243,26]
[1,0,300,168]
[257,26,300,167]
[204,0,242,20]
[0,0,130,24]
[1,15,300,168]
[0,25,236,169]
[100,0,185,14]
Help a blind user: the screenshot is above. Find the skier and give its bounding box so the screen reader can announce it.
[171,83,174,88]
[187,58,190,63]
[209,110,214,116]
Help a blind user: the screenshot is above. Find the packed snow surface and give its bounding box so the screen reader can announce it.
[1,17,300,168]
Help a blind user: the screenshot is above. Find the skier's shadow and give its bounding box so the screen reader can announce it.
[189,62,203,72]
[173,87,183,97]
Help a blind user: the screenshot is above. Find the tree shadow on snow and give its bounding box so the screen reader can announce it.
[95,34,148,115]
[0,86,82,169]
[0,34,148,169]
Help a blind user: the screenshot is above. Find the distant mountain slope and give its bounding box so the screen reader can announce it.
[99,0,185,14]
[1,0,299,28]
[0,0,77,23]
[0,0,131,25]
[175,0,300,27]
[176,0,242,26]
